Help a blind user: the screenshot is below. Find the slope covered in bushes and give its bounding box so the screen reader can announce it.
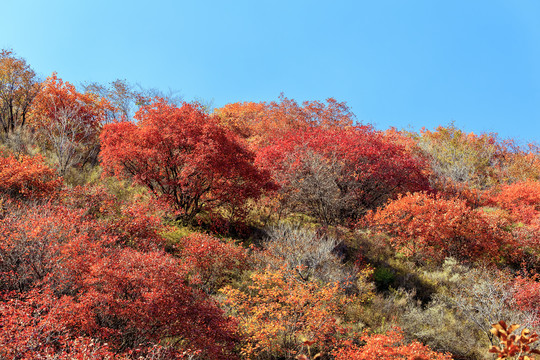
[1,49,540,360]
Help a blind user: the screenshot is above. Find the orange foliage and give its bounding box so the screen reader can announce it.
[31,73,109,129]
[0,49,40,134]
[488,321,540,360]
[221,268,346,359]
[333,328,453,360]
[490,180,540,225]
[176,232,249,293]
[215,95,354,148]
[30,73,111,174]
[366,192,513,263]
[496,141,540,183]
[0,154,61,199]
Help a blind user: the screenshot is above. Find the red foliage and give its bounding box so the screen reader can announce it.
[333,328,453,360]
[30,73,111,174]
[0,154,61,199]
[434,180,487,209]
[52,247,239,359]
[0,289,121,359]
[60,185,166,251]
[106,201,165,250]
[176,232,249,292]
[100,99,273,224]
[61,184,120,218]
[0,194,239,359]
[490,180,540,225]
[511,276,540,323]
[0,202,80,292]
[215,95,354,148]
[257,126,430,223]
[366,192,513,263]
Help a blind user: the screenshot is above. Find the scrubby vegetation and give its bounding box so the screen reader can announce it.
[2,49,540,359]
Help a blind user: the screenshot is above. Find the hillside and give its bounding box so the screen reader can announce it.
[1,49,540,360]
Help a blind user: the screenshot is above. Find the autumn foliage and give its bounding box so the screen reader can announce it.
[30,73,111,174]
[221,268,346,359]
[176,232,249,293]
[257,126,430,224]
[490,180,540,225]
[418,124,500,189]
[54,247,239,359]
[100,99,273,224]
[488,321,540,360]
[215,95,354,148]
[333,328,453,360]
[0,194,239,359]
[0,50,40,134]
[5,49,540,360]
[366,192,513,263]
[0,153,61,199]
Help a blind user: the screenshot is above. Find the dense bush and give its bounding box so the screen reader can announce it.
[175,232,250,293]
[0,154,61,199]
[3,52,540,359]
[333,328,453,360]
[221,268,347,359]
[366,192,514,263]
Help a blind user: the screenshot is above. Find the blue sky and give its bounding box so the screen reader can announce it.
[1,0,539,142]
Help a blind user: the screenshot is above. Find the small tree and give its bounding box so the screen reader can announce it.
[0,49,40,135]
[30,74,108,175]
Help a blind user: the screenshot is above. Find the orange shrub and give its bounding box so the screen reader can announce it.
[0,154,61,199]
[366,192,512,263]
[333,328,453,360]
[176,232,249,293]
[490,180,540,224]
[221,268,347,359]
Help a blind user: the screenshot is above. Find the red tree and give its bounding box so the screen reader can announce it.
[256,126,430,224]
[100,99,273,224]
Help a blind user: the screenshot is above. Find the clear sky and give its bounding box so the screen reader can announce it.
[1,0,539,142]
